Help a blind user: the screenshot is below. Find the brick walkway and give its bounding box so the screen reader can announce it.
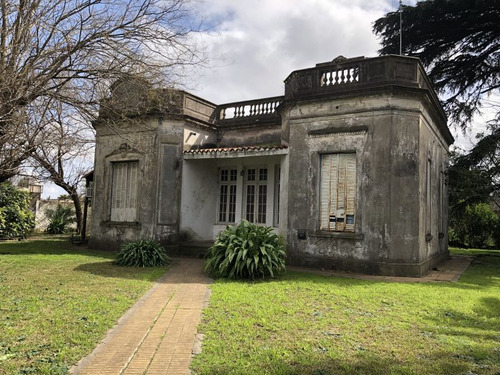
[70,258,211,375]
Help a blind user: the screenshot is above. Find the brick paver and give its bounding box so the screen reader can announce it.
[71,258,211,375]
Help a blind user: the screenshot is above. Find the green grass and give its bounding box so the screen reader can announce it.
[192,250,500,375]
[0,236,167,375]
[450,246,500,257]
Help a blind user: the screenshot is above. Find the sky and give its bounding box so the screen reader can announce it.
[42,0,488,198]
[189,0,404,104]
[187,0,484,148]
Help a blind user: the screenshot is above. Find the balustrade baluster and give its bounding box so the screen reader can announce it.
[353,67,359,81]
[346,68,352,82]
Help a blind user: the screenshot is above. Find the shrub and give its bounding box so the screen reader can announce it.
[204,220,286,280]
[450,203,499,248]
[46,204,75,234]
[0,183,35,239]
[115,239,171,267]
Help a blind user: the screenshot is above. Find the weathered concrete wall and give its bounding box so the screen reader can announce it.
[35,199,77,232]
[418,107,450,265]
[183,125,217,151]
[283,91,446,276]
[218,124,281,147]
[89,115,184,251]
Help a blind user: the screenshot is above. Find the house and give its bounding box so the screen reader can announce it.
[89,55,454,277]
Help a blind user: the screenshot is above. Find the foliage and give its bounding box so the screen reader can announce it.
[373,0,500,130]
[192,255,500,375]
[0,0,206,182]
[449,203,499,248]
[45,204,75,234]
[115,240,171,267]
[448,130,500,240]
[374,0,500,233]
[0,183,35,239]
[0,237,164,374]
[204,220,286,280]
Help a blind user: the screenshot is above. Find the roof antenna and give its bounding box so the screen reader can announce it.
[399,0,403,55]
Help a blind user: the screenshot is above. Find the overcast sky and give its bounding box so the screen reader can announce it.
[42,0,487,198]
[186,0,485,148]
[190,0,405,104]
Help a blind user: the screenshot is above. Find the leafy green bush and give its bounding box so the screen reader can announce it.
[450,203,499,248]
[115,240,171,267]
[204,220,286,280]
[46,204,75,234]
[0,183,35,239]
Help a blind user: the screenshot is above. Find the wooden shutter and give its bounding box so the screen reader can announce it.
[320,154,356,232]
[111,161,138,222]
[344,153,356,232]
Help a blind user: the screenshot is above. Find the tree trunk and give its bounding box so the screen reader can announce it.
[69,189,83,234]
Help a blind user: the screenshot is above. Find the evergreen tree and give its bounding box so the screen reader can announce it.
[374,0,500,247]
[373,0,500,129]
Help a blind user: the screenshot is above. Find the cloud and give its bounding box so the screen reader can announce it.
[190,0,396,103]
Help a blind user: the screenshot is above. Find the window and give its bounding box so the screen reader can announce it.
[218,168,237,223]
[245,167,267,224]
[111,161,139,222]
[320,153,356,232]
[273,166,281,227]
[426,158,432,234]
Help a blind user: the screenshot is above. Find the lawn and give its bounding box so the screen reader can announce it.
[191,248,500,375]
[0,236,167,375]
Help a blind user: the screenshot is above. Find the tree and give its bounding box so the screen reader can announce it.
[0,0,205,182]
[373,0,500,130]
[374,0,500,246]
[449,203,499,248]
[29,101,93,234]
[0,183,35,239]
[448,127,500,213]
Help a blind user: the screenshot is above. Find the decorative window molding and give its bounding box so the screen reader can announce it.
[106,143,143,158]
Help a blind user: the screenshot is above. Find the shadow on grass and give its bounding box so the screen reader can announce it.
[0,237,114,259]
[193,349,483,375]
[73,261,168,281]
[426,296,500,341]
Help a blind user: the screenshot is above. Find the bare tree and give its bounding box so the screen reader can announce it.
[29,99,94,234]
[0,0,205,181]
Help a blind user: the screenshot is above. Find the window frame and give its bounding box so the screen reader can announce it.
[217,167,238,224]
[243,166,268,224]
[319,152,357,233]
[110,160,139,222]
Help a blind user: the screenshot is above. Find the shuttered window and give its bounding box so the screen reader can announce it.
[320,153,356,232]
[111,161,139,222]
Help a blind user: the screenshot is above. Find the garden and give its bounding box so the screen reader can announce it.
[0,237,167,374]
[0,231,499,375]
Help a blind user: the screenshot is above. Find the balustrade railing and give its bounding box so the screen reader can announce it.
[285,55,425,99]
[320,65,360,86]
[217,96,283,125]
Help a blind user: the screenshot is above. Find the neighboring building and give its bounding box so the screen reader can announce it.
[12,175,43,212]
[89,55,454,277]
